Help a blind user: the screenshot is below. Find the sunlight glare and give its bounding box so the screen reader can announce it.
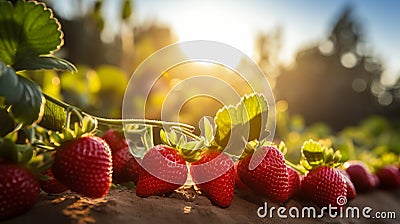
[171,4,253,68]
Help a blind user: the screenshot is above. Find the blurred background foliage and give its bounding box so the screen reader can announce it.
[22,0,399,164]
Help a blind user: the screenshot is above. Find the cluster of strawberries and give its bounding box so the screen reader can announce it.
[1,130,400,221]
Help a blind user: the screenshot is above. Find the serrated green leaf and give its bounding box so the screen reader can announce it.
[0,62,21,103]
[11,75,45,125]
[0,0,68,70]
[14,56,77,72]
[0,62,45,125]
[39,99,66,131]
[213,93,269,149]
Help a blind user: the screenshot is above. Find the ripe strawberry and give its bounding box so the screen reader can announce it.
[136,145,187,197]
[345,161,377,192]
[238,146,290,203]
[234,161,251,191]
[52,136,112,198]
[287,166,300,199]
[0,163,40,220]
[301,166,347,207]
[102,129,128,153]
[112,145,134,183]
[191,151,235,207]
[125,157,141,185]
[376,165,400,189]
[39,169,68,194]
[339,170,356,200]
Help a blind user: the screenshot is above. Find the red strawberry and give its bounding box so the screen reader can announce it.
[136,145,187,197]
[52,136,112,198]
[125,157,141,185]
[376,165,400,189]
[102,129,128,152]
[112,145,134,183]
[191,151,235,207]
[39,169,68,194]
[238,146,290,203]
[301,166,347,207]
[234,161,251,191]
[0,163,40,220]
[345,161,377,192]
[339,170,356,200]
[287,166,300,199]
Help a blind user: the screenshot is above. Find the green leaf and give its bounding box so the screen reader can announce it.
[0,61,44,125]
[14,56,77,72]
[0,138,18,163]
[0,0,73,71]
[199,116,214,145]
[11,75,45,125]
[38,99,66,131]
[17,144,34,164]
[0,62,21,103]
[122,0,132,20]
[213,93,269,149]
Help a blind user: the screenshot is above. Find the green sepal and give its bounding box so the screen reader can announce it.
[160,128,204,162]
[300,139,343,170]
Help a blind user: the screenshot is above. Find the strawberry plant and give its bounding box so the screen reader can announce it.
[0,0,193,219]
[1,1,399,222]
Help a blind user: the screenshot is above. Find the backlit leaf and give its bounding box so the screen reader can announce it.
[0,0,74,71]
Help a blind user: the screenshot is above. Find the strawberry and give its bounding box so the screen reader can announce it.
[345,161,377,192]
[191,151,235,207]
[339,170,356,200]
[112,145,134,183]
[238,145,290,203]
[301,166,347,207]
[39,169,68,194]
[0,163,40,220]
[376,165,400,189]
[234,161,251,191]
[287,166,301,199]
[52,136,112,198]
[125,157,141,185]
[102,129,128,153]
[136,145,187,197]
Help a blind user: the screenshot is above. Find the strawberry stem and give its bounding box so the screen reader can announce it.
[43,93,195,131]
[171,126,203,142]
[285,160,307,175]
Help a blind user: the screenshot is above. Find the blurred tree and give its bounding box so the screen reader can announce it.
[254,27,283,89]
[274,5,399,130]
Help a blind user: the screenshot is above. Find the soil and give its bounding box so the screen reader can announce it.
[3,187,399,224]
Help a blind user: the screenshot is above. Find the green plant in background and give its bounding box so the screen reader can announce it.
[276,108,400,169]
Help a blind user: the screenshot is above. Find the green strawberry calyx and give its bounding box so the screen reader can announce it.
[160,128,205,162]
[0,133,53,181]
[300,139,342,171]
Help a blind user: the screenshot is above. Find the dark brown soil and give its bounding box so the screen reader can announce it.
[2,187,399,224]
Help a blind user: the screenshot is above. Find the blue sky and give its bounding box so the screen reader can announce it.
[133,0,400,85]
